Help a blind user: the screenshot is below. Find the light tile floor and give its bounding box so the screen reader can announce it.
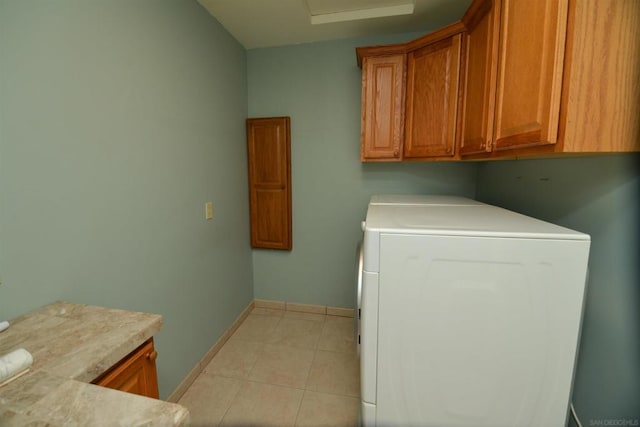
[178,307,360,427]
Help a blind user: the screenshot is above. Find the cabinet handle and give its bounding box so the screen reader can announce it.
[146,350,158,362]
[393,149,399,157]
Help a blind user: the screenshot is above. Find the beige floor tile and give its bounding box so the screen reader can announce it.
[295,391,360,427]
[268,317,324,349]
[249,344,315,388]
[177,373,241,426]
[220,381,304,427]
[317,316,356,354]
[284,311,326,322]
[252,307,285,317]
[306,350,360,397]
[203,339,263,379]
[231,313,281,342]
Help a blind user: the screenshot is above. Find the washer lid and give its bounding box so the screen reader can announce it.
[365,204,590,240]
[369,194,485,206]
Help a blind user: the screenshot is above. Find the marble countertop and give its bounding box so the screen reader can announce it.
[0,301,189,426]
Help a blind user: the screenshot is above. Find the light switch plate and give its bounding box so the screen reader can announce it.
[205,202,213,220]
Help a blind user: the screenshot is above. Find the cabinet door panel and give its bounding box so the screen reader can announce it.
[253,189,288,248]
[248,122,286,186]
[93,339,159,399]
[247,117,292,250]
[493,0,568,150]
[460,0,500,155]
[361,55,406,161]
[404,35,462,158]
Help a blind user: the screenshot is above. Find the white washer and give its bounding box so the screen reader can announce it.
[357,195,590,427]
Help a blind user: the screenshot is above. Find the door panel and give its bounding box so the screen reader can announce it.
[493,0,568,150]
[404,35,462,158]
[460,0,500,155]
[361,55,406,161]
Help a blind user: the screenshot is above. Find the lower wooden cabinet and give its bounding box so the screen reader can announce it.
[92,338,159,399]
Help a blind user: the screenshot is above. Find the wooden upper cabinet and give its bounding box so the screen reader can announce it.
[359,0,639,161]
[247,117,292,250]
[492,0,568,151]
[460,0,639,158]
[404,34,462,159]
[460,0,499,155]
[461,0,568,154]
[357,22,466,162]
[360,55,406,161]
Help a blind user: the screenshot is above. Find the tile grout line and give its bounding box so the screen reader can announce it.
[302,344,320,391]
[217,376,245,427]
[293,389,308,426]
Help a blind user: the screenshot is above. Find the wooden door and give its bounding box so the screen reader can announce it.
[246,117,292,250]
[460,0,500,155]
[93,339,159,399]
[492,0,568,151]
[360,55,406,161]
[404,34,462,159]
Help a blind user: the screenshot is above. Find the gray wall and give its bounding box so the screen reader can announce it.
[0,0,253,398]
[247,35,478,308]
[476,154,640,423]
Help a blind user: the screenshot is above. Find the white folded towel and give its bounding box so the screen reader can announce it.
[0,348,33,386]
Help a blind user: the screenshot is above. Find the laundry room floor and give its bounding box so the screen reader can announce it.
[178,307,360,426]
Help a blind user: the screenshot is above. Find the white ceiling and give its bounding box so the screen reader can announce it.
[197,0,473,49]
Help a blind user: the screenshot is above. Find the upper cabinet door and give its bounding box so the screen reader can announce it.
[404,34,462,159]
[247,117,292,250]
[360,55,406,161]
[492,0,569,151]
[460,0,500,155]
